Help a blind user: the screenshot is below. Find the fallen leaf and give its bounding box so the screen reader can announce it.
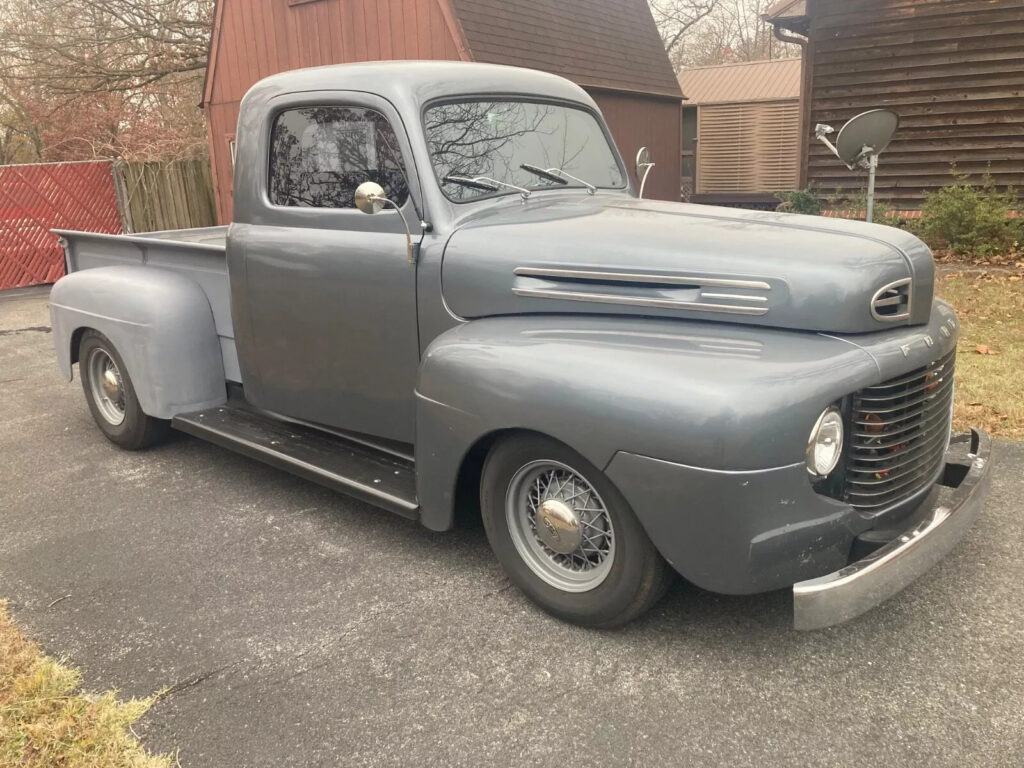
[974,345,999,355]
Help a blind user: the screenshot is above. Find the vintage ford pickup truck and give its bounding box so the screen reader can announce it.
[50,62,990,629]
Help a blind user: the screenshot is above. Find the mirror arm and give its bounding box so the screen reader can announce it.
[374,197,416,264]
[638,163,655,199]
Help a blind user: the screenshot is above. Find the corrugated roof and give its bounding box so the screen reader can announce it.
[450,0,683,99]
[678,58,801,105]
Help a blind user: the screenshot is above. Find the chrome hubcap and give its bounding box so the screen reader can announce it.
[87,348,126,426]
[536,498,581,554]
[505,460,615,593]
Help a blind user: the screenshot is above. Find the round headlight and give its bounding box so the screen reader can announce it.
[807,407,844,478]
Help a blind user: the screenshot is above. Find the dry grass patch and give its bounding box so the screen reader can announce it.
[937,268,1024,440]
[0,601,171,768]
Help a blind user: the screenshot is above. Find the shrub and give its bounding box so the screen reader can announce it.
[919,169,1022,258]
[775,188,823,216]
[826,189,907,229]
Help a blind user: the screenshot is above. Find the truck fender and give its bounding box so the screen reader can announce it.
[50,266,226,419]
[413,315,876,533]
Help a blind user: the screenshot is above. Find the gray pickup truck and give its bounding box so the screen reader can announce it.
[50,61,990,629]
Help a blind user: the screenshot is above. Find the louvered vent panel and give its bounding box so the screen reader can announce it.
[696,101,801,195]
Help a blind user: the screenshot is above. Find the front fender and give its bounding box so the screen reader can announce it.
[50,266,225,419]
[414,314,877,531]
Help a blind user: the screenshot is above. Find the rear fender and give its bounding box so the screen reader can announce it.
[50,266,226,418]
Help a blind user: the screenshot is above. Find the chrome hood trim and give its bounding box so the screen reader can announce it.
[511,267,770,316]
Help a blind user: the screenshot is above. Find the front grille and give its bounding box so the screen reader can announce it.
[844,349,955,511]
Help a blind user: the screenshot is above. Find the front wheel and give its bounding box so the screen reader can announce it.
[78,330,169,450]
[481,433,672,627]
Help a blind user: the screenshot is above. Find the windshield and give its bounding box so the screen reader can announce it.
[424,100,626,202]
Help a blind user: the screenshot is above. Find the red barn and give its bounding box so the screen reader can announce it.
[201,0,683,222]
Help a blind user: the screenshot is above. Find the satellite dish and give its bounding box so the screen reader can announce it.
[813,109,900,223]
[835,109,899,167]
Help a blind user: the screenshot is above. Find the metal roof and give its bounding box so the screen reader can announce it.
[450,0,683,99]
[678,59,802,106]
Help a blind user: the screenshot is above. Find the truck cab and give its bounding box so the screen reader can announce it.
[50,62,990,629]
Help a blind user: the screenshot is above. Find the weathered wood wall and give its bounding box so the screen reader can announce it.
[113,160,218,233]
[804,0,1024,208]
[593,89,683,202]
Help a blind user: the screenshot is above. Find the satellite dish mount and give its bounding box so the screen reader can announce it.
[814,109,899,223]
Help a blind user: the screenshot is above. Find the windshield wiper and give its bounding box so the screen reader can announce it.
[443,174,499,192]
[444,174,531,200]
[520,164,597,195]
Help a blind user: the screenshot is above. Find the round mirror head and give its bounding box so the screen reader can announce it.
[354,181,387,214]
[835,109,899,165]
[636,147,651,168]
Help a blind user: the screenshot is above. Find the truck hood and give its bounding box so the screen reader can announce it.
[440,196,935,334]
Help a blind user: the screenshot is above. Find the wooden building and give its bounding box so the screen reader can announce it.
[678,58,802,205]
[767,0,1024,209]
[202,0,683,222]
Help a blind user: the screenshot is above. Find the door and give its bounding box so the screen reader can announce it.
[233,96,423,443]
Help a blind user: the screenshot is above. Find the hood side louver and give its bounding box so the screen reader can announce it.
[512,267,772,317]
[871,278,912,322]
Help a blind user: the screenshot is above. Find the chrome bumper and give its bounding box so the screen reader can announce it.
[793,429,991,631]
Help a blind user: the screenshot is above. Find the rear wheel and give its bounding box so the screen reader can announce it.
[481,433,672,627]
[78,330,169,450]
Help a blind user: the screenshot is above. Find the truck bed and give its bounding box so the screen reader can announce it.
[53,226,240,381]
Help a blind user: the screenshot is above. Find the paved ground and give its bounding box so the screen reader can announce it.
[1,286,1022,768]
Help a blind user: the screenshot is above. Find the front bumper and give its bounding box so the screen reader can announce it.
[793,429,991,630]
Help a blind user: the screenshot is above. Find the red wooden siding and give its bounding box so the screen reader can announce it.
[204,0,467,222]
[204,0,684,220]
[0,162,121,290]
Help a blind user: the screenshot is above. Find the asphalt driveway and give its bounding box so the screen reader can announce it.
[1,286,1022,767]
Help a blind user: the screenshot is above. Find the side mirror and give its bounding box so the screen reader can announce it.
[354,181,388,214]
[635,147,655,200]
[353,181,416,264]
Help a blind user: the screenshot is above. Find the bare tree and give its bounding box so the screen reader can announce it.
[0,0,213,162]
[649,0,722,58]
[650,0,800,70]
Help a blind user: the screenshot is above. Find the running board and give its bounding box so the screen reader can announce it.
[172,405,419,519]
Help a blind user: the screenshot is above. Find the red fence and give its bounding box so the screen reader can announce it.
[0,161,122,290]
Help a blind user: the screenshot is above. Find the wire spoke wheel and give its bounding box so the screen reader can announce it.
[86,347,126,426]
[505,459,615,592]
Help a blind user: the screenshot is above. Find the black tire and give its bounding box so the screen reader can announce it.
[78,330,170,450]
[481,433,672,628]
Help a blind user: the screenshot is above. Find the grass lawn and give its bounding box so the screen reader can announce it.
[937,267,1024,440]
[0,602,171,768]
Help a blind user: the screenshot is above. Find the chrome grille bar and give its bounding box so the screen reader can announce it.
[843,350,955,511]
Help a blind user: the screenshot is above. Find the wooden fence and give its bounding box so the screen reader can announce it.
[112,159,217,233]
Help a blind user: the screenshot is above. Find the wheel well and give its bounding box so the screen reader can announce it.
[69,326,88,366]
[451,428,575,528]
[451,430,505,527]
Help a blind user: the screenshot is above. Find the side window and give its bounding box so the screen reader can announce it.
[268,106,410,209]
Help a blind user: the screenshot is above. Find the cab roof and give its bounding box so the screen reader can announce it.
[244,60,599,113]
